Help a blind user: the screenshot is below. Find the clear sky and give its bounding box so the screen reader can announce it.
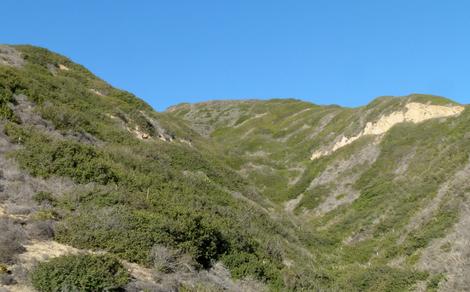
[2,1,469,110]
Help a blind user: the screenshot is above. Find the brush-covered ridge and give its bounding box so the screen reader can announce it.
[1,45,470,291]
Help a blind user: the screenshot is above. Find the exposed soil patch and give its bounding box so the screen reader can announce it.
[311,103,464,160]
[58,64,69,71]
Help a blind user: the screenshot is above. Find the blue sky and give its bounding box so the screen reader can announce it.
[2,1,469,110]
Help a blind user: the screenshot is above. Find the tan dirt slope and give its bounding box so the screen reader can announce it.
[310,102,464,160]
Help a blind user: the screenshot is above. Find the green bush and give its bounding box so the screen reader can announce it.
[427,273,445,291]
[222,252,282,286]
[158,214,228,268]
[11,134,119,184]
[33,191,57,206]
[55,208,229,269]
[0,68,21,122]
[31,254,130,292]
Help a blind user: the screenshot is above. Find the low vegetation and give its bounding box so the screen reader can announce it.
[31,254,130,291]
[0,45,468,290]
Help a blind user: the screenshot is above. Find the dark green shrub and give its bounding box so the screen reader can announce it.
[0,68,21,122]
[222,252,282,285]
[40,105,94,134]
[14,136,119,184]
[427,274,445,291]
[159,214,228,269]
[3,122,31,142]
[55,208,229,270]
[31,254,130,292]
[33,191,57,206]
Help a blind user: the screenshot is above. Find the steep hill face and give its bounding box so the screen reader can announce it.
[0,46,309,291]
[1,45,470,291]
[168,96,470,291]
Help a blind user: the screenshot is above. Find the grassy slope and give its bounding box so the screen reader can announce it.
[1,45,469,290]
[167,95,460,202]
[0,46,325,290]
[168,95,469,290]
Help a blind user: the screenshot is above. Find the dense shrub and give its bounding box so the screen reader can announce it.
[12,134,119,184]
[0,100,15,121]
[222,252,282,286]
[0,68,21,122]
[31,254,130,292]
[163,214,228,268]
[55,208,229,269]
[32,191,57,206]
[40,104,95,134]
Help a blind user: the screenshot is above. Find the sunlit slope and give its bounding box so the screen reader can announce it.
[2,44,470,290]
[0,45,324,291]
[167,96,464,203]
[168,95,470,291]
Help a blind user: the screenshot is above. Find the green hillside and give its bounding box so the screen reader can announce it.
[168,95,470,291]
[1,45,469,291]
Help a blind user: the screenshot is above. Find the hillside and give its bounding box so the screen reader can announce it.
[0,45,469,291]
[168,96,470,291]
